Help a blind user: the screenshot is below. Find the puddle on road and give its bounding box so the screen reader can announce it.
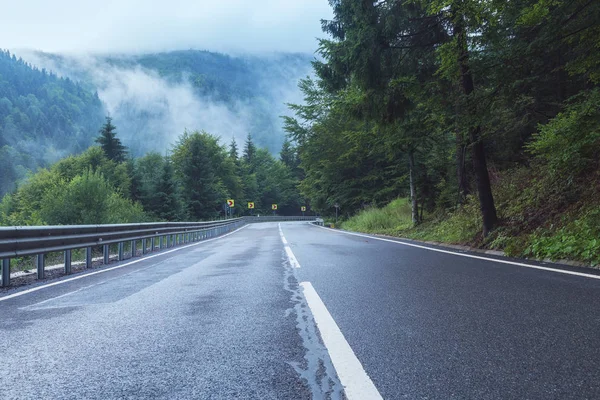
[283,254,345,400]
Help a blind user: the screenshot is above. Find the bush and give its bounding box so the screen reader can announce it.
[39,170,148,225]
[527,89,600,180]
[342,198,413,233]
[406,196,481,244]
[524,206,600,266]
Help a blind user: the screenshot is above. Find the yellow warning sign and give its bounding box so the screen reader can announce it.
[227,199,235,207]
[248,202,255,209]
[272,204,278,210]
[301,206,306,212]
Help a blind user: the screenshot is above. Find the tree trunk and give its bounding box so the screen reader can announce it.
[454,17,498,236]
[408,149,419,225]
[456,133,469,204]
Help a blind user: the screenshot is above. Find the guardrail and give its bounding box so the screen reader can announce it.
[0,218,245,287]
[243,216,318,222]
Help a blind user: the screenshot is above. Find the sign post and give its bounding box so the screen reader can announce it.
[248,202,255,216]
[272,204,278,216]
[301,206,306,216]
[334,203,340,225]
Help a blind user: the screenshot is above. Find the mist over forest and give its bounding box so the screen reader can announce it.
[0,48,312,195]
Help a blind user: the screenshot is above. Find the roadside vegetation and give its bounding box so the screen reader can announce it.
[285,0,600,266]
[0,117,305,226]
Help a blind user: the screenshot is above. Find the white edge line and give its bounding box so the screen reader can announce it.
[312,224,600,280]
[0,225,249,302]
[300,281,383,400]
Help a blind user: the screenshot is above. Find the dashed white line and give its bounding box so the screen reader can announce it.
[284,246,301,269]
[279,223,382,398]
[0,225,249,303]
[312,224,600,280]
[279,223,299,268]
[301,282,383,400]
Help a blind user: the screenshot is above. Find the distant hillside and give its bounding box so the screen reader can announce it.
[23,50,313,156]
[1,49,312,196]
[0,50,104,195]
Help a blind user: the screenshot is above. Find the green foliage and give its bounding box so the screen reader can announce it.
[3,169,148,226]
[342,196,481,244]
[39,171,115,225]
[0,145,147,226]
[172,131,229,220]
[406,200,481,244]
[341,199,413,234]
[282,0,600,264]
[527,89,600,180]
[131,153,183,221]
[0,49,105,197]
[96,116,127,163]
[51,146,131,195]
[525,207,600,266]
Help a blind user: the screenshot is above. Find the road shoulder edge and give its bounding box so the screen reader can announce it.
[310,223,600,279]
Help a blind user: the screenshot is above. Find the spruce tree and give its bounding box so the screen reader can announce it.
[229,138,239,161]
[96,116,127,163]
[154,158,181,221]
[243,134,256,166]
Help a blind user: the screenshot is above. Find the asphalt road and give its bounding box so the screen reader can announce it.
[1,222,600,399]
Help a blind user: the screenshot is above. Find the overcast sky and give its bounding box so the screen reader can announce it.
[3,0,333,54]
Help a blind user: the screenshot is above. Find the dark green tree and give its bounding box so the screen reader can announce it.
[153,158,182,221]
[96,116,127,163]
[243,133,256,167]
[229,138,239,162]
[171,131,228,220]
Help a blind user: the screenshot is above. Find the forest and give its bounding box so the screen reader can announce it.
[0,50,104,196]
[283,0,600,265]
[0,116,304,226]
[0,48,311,197]
[26,50,312,156]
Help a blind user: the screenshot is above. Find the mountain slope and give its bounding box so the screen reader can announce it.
[23,50,313,156]
[1,49,312,196]
[0,50,104,195]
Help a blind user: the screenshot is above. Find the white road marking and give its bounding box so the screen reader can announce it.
[0,225,249,303]
[279,225,289,245]
[284,246,301,269]
[301,282,383,400]
[279,223,300,268]
[312,224,600,280]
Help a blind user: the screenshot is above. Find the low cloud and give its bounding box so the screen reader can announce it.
[18,51,312,155]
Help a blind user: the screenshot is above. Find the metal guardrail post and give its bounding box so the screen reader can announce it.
[65,250,72,274]
[1,259,9,287]
[37,254,45,279]
[86,247,92,268]
[0,218,246,287]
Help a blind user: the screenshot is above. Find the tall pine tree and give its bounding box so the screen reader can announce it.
[96,116,127,163]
